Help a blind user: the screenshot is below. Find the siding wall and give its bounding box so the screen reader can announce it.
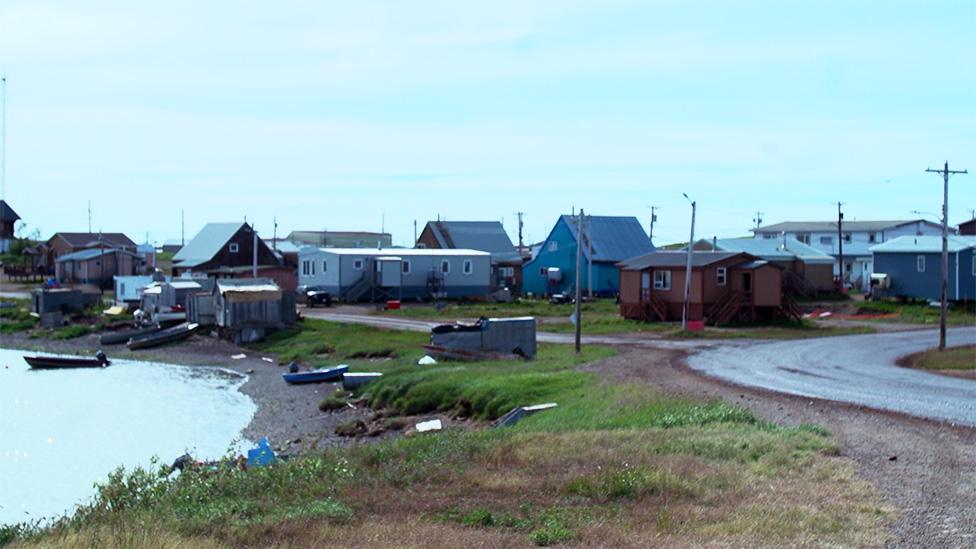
[522,219,624,295]
[875,250,976,301]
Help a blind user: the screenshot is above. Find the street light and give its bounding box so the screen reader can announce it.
[681,193,696,331]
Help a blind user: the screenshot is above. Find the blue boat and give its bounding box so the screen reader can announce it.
[282,364,349,385]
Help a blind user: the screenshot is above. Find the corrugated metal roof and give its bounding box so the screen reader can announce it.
[619,251,743,270]
[871,235,976,254]
[753,219,936,233]
[425,221,521,263]
[52,232,136,249]
[702,238,834,263]
[216,278,281,293]
[0,200,21,222]
[56,248,138,262]
[561,215,655,263]
[307,248,490,257]
[173,223,245,267]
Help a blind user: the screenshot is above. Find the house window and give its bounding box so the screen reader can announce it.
[548,241,558,252]
[353,259,363,270]
[540,267,548,277]
[716,267,727,286]
[843,233,852,243]
[402,260,411,274]
[301,261,307,276]
[500,266,514,277]
[653,270,671,290]
[441,260,450,274]
[762,233,777,240]
[868,233,877,243]
[463,260,473,275]
[917,255,925,273]
[796,233,810,244]
[322,260,327,273]
[229,243,239,253]
[819,236,833,245]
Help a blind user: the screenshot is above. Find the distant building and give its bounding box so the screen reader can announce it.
[55,248,144,287]
[690,237,835,295]
[871,235,976,301]
[298,247,491,302]
[161,238,185,255]
[0,200,21,253]
[287,230,392,249]
[752,219,944,289]
[45,232,137,267]
[417,221,523,292]
[173,222,293,290]
[959,218,976,236]
[522,215,655,296]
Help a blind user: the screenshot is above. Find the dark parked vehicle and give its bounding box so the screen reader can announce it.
[301,286,333,308]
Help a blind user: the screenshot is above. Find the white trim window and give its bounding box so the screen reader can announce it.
[463,260,473,275]
[796,233,811,244]
[322,260,327,273]
[716,267,727,286]
[539,267,548,277]
[819,236,833,245]
[653,270,671,290]
[499,266,514,277]
[353,259,364,270]
[301,260,309,276]
[441,260,451,274]
[229,242,240,253]
[548,241,558,252]
[916,255,926,273]
[402,260,411,274]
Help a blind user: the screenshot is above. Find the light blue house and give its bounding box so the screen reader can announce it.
[871,236,976,301]
[522,215,654,296]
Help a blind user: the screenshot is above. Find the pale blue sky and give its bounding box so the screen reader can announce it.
[1,1,973,247]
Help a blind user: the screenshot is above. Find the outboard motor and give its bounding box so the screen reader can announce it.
[288,361,300,373]
[95,350,109,366]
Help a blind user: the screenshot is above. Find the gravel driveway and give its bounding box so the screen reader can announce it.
[688,327,976,427]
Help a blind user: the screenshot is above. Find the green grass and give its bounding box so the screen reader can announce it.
[856,300,975,326]
[0,299,37,334]
[917,345,976,370]
[51,324,99,340]
[378,297,621,320]
[8,319,886,548]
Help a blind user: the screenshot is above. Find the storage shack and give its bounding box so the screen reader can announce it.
[30,288,99,315]
[214,278,293,343]
[430,316,537,359]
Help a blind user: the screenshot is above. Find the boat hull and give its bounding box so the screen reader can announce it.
[100,326,162,345]
[127,323,200,350]
[282,365,349,385]
[25,356,109,369]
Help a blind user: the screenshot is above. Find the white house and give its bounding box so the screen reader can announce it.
[298,247,491,302]
[752,219,944,289]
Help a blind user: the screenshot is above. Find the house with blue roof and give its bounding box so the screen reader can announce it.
[417,220,523,292]
[55,247,144,287]
[522,215,654,296]
[871,235,976,301]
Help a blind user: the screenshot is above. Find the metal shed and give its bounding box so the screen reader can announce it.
[214,279,290,343]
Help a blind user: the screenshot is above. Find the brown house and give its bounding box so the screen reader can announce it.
[618,251,800,325]
[417,221,523,292]
[46,232,137,265]
[959,218,976,236]
[55,248,143,287]
[0,200,20,253]
[172,223,293,290]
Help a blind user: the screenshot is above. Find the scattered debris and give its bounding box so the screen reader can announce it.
[335,419,368,437]
[245,368,254,374]
[818,312,832,318]
[261,357,274,363]
[342,372,383,390]
[492,403,558,428]
[246,438,276,468]
[415,419,443,433]
[418,355,438,365]
[102,305,127,316]
[232,353,247,360]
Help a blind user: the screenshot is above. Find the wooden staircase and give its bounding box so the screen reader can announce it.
[779,293,803,323]
[343,273,373,303]
[707,291,749,326]
[783,270,816,299]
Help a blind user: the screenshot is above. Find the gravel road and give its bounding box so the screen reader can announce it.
[687,327,976,427]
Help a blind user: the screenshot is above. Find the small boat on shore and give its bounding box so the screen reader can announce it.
[100,325,162,345]
[282,364,349,385]
[25,351,111,369]
[127,322,200,350]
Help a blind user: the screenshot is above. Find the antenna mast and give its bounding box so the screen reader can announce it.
[1,73,6,200]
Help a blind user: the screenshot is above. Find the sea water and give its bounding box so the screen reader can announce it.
[0,347,256,526]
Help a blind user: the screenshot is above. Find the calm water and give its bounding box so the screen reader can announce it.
[0,348,256,526]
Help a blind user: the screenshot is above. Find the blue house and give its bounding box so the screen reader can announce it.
[871,236,976,301]
[523,215,654,296]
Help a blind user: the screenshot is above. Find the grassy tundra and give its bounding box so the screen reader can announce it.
[4,319,889,548]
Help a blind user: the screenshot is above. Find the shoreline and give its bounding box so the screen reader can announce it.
[0,330,382,456]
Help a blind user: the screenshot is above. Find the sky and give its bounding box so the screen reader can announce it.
[1,1,974,247]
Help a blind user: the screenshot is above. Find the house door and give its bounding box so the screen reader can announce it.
[742,272,752,293]
[641,272,650,301]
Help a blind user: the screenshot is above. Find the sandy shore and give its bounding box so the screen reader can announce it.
[1,329,397,456]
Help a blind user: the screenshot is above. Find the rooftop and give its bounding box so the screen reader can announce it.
[559,215,655,263]
[422,221,521,263]
[753,219,937,234]
[696,237,835,263]
[173,222,246,267]
[56,247,139,262]
[304,247,490,257]
[618,251,745,270]
[871,235,976,254]
[0,200,20,223]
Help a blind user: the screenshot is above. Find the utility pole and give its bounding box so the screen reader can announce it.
[753,211,764,230]
[1,74,6,200]
[515,211,525,249]
[926,161,968,350]
[273,216,278,251]
[836,202,844,289]
[648,206,658,244]
[574,210,584,353]
[682,194,696,331]
[413,220,417,245]
[181,209,185,246]
[252,224,258,278]
[88,201,92,233]
[586,214,593,299]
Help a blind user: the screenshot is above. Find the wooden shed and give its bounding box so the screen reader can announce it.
[214,279,293,343]
[617,251,800,325]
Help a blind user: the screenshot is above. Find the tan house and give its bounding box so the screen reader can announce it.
[617,251,800,325]
[56,248,143,287]
[46,232,137,265]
